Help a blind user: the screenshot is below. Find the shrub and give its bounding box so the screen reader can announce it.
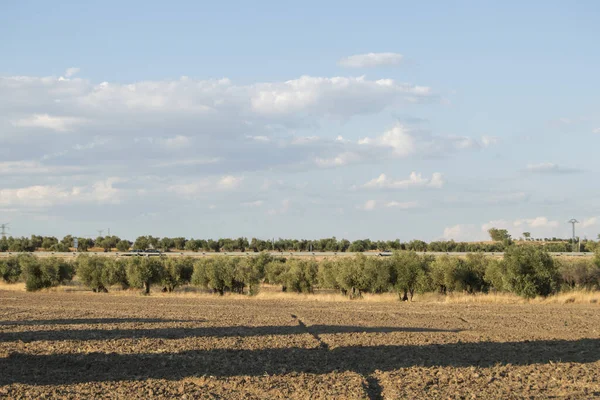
[558,258,600,290]
[0,256,21,283]
[22,256,74,292]
[484,258,506,292]
[502,246,559,298]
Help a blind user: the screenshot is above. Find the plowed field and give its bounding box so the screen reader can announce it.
[1,291,599,399]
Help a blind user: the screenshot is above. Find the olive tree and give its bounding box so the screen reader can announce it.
[502,246,559,298]
[391,251,428,301]
[126,257,165,294]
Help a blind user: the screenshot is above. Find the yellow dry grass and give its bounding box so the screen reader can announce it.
[1,280,598,305]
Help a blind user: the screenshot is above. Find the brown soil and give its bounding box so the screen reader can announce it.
[1,290,599,399]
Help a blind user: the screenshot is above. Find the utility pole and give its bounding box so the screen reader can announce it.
[568,219,579,252]
[107,228,110,236]
[0,223,9,239]
[97,229,104,237]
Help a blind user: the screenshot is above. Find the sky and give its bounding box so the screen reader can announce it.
[1,0,599,242]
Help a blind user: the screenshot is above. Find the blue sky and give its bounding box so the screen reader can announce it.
[1,1,599,241]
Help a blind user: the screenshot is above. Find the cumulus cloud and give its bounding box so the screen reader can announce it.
[357,123,487,159]
[338,52,404,68]
[363,172,444,189]
[480,216,562,239]
[582,217,598,228]
[160,135,191,149]
[358,123,415,157]
[250,76,431,117]
[361,200,377,211]
[11,113,86,132]
[385,201,419,209]
[64,67,80,78]
[315,152,361,168]
[218,175,243,189]
[167,175,243,197]
[481,135,498,147]
[442,224,484,241]
[0,178,122,208]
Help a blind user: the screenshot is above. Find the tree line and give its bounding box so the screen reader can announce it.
[2,248,599,299]
[2,234,598,253]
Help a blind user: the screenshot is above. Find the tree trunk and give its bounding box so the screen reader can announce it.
[401,289,409,302]
[144,281,150,294]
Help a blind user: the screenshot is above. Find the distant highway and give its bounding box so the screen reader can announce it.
[0,251,594,259]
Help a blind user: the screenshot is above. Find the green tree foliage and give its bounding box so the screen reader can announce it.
[502,246,559,298]
[558,257,600,290]
[116,240,131,252]
[192,257,234,295]
[76,255,128,292]
[126,257,165,294]
[161,257,194,292]
[483,258,506,292]
[0,256,21,283]
[22,256,74,291]
[391,251,429,301]
[488,228,511,242]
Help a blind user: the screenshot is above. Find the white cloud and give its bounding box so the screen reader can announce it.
[154,157,220,168]
[363,172,444,189]
[514,216,559,229]
[250,76,431,117]
[480,216,563,239]
[11,114,86,132]
[160,135,191,149]
[315,152,361,168]
[525,162,579,174]
[291,136,320,145]
[359,123,415,157]
[481,135,498,147]
[385,201,419,209]
[361,200,377,211]
[242,200,264,207]
[0,160,85,176]
[245,135,270,142]
[218,175,243,189]
[582,217,597,228]
[442,224,484,241]
[64,67,80,78]
[338,52,404,68]
[593,128,600,134]
[0,178,122,208]
[267,199,291,215]
[168,175,243,196]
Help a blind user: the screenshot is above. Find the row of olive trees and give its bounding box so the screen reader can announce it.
[2,249,599,298]
[0,254,75,291]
